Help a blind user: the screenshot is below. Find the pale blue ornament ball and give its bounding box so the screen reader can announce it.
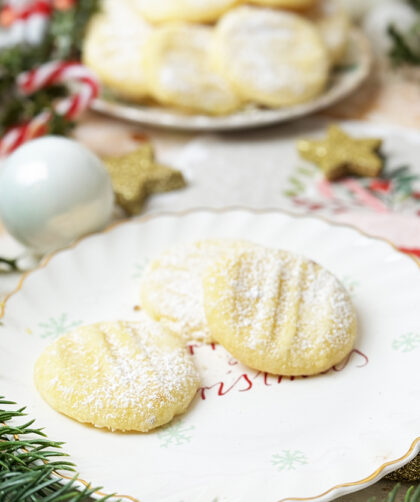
[0,136,114,253]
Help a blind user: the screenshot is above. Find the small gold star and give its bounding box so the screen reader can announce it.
[103,143,186,215]
[297,125,383,181]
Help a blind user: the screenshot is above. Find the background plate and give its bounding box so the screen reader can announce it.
[0,209,419,502]
[90,30,371,132]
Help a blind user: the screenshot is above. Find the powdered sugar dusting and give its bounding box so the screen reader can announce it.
[36,315,199,431]
[140,240,258,343]
[84,1,152,87]
[214,6,329,104]
[204,247,356,374]
[153,25,239,114]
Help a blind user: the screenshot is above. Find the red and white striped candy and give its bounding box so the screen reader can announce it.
[0,1,52,27]
[0,1,52,47]
[0,61,100,157]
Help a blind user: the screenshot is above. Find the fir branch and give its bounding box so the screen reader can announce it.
[388,24,420,66]
[0,397,118,502]
[367,483,420,502]
[0,83,70,137]
[409,0,420,11]
[0,257,19,272]
[48,0,100,61]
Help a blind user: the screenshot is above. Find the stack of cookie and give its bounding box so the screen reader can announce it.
[34,239,356,432]
[82,0,350,114]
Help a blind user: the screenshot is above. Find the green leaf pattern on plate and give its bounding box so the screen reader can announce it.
[132,258,150,279]
[392,333,420,353]
[38,313,82,339]
[158,420,195,448]
[271,450,308,471]
[341,275,359,297]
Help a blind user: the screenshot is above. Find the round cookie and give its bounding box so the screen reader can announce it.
[210,6,330,108]
[82,0,152,101]
[203,247,357,375]
[143,24,241,115]
[306,0,350,64]
[34,316,200,432]
[246,0,317,10]
[128,0,239,24]
[140,239,258,343]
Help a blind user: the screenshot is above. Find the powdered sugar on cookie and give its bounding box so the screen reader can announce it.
[203,246,356,375]
[34,316,200,432]
[140,239,259,343]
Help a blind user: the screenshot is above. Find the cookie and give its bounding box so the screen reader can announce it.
[210,6,330,107]
[140,239,257,343]
[82,0,152,101]
[203,247,357,375]
[306,0,350,64]
[143,24,241,115]
[128,0,239,24]
[34,316,200,432]
[246,0,317,10]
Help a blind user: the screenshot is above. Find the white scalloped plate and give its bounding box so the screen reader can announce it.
[90,29,371,132]
[0,209,419,502]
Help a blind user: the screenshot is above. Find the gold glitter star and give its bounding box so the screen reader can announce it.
[103,143,186,215]
[297,125,383,180]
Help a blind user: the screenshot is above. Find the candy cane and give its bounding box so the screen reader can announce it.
[0,1,52,27]
[0,61,100,156]
[0,0,53,47]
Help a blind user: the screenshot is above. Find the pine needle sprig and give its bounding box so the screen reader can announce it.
[367,483,420,502]
[0,397,119,502]
[0,257,20,272]
[48,0,100,61]
[388,24,420,66]
[409,0,420,11]
[388,0,420,67]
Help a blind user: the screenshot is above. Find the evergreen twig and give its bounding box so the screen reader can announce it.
[388,0,420,68]
[367,483,420,502]
[0,257,19,272]
[409,0,420,11]
[388,24,420,66]
[0,397,119,502]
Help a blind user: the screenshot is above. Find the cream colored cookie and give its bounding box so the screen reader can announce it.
[82,0,152,101]
[34,317,200,432]
[128,0,239,24]
[140,239,258,343]
[305,0,350,63]
[143,24,241,115]
[246,0,317,10]
[210,6,330,107]
[203,247,357,376]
